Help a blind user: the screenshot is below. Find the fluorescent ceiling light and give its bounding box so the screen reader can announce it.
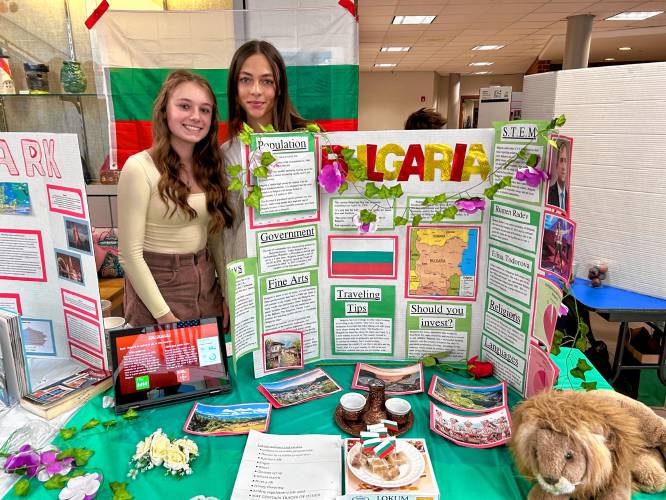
[618,46,632,51]
[392,15,436,25]
[472,45,505,51]
[606,11,663,21]
[374,63,397,68]
[472,71,490,75]
[381,47,411,52]
[605,57,615,61]
[469,62,494,66]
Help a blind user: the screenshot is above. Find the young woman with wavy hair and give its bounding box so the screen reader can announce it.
[222,40,313,262]
[118,70,234,327]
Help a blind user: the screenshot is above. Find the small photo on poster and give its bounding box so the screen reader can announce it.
[540,215,575,283]
[257,368,341,408]
[545,135,572,214]
[184,402,272,436]
[55,249,85,285]
[262,330,303,374]
[430,402,512,448]
[21,318,56,356]
[64,217,92,255]
[0,182,32,215]
[428,375,506,413]
[352,362,423,395]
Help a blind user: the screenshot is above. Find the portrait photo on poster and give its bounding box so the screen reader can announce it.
[545,135,572,214]
[64,217,93,255]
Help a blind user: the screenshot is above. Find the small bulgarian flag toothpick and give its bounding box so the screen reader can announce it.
[381,419,399,431]
[360,431,380,440]
[374,437,396,459]
[362,437,382,450]
[367,423,387,432]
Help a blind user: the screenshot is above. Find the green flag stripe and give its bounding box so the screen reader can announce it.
[109,65,358,122]
[331,251,394,264]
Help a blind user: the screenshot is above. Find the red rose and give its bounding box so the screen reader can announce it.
[467,355,493,379]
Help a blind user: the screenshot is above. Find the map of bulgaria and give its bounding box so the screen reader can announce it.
[408,227,479,299]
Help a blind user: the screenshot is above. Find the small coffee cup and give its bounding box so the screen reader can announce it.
[101,299,112,317]
[385,397,411,425]
[103,316,126,331]
[340,392,366,422]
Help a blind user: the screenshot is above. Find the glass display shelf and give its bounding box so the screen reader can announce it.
[0,93,100,97]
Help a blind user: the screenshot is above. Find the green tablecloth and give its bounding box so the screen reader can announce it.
[8,350,665,499]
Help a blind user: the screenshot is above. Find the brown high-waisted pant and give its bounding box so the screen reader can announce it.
[124,248,223,327]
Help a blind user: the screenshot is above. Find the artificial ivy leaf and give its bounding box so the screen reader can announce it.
[259,123,276,133]
[228,178,243,191]
[484,186,497,200]
[570,367,585,380]
[13,478,30,497]
[70,469,86,478]
[378,185,391,200]
[226,164,242,176]
[253,166,269,178]
[499,175,513,188]
[82,418,100,431]
[526,154,539,167]
[421,197,432,206]
[442,206,458,219]
[570,359,592,381]
[359,209,377,224]
[422,356,437,368]
[550,329,564,356]
[337,182,349,194]
[581,381,597,391]
[516,148,527,160]
[556,114,566,127]
[412,214,422,227]
[432,212,445,223]
[393,216,408,226]
[245,187,262,209]
[364,183,379,198]
[389,184,404,199]
[58,448,94,467]
[547,139,559,149]
[341,148,354,161]
[547,117,558,130]
[59,427,77,440]
[44,474,69,489]
[260,151,276,167]
[239,124,253,145]
[578,318,590,337]
[574,337,588,351]
[110,482,134,500]
[432,193,447,204]
[122,408,139,421]
[306,123,321,133]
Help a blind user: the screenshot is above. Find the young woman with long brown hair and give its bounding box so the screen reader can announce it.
[222,40,311,262]
[118,70,233,326]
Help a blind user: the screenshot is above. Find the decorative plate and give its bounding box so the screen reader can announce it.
[347,440,425,488]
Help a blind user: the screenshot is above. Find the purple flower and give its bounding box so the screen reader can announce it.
[37,451,74,482]
[318,160,346,193]
[4,445,40,478]
[59,473,102,500]
[515,166,549,187]
[558,303,569,317]
[352,213,376,234]
[454,198,486,214]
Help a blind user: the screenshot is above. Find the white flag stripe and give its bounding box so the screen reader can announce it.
[330,237,395,254]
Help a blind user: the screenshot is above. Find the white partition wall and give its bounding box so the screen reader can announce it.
[522,63,666,299]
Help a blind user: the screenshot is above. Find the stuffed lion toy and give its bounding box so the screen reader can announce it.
[511,390,666,499]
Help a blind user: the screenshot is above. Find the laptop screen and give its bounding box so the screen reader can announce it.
[109,317,231,412]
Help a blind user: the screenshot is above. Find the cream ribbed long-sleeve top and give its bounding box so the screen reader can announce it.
[117,150,225,319]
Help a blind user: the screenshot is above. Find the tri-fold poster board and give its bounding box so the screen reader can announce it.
[0,133,107,402]
[227,121,576,397]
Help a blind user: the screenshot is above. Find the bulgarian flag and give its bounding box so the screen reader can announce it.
[91,6,358,169]
[329,236,397,278]
[374,437,396,459]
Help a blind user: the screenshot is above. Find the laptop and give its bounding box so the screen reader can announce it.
[109,316,232,414]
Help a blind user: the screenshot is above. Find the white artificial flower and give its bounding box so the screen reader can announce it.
[58,473,101,500]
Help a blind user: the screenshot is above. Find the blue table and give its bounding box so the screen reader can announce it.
[571,278,666,385]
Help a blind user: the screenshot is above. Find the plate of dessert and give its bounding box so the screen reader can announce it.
[347,440,425,488]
